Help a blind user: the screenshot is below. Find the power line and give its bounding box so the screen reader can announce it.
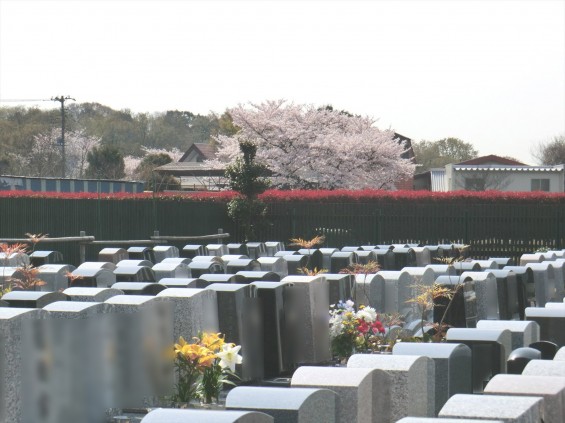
[0,98,52,102]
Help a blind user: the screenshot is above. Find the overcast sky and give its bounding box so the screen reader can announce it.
[1,0,564,164]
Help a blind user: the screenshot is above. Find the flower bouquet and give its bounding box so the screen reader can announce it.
[172,332,242,405]
[329,300,385,360]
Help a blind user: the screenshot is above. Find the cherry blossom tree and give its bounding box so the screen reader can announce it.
[8,128,101,178]
[209,100,416,190]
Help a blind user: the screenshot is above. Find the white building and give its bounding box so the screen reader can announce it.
[414,155,565,192]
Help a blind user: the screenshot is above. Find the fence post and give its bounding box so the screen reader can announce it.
[217,228,224,244]
[79,230,86,264]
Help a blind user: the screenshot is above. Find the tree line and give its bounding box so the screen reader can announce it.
[1,101,562,190]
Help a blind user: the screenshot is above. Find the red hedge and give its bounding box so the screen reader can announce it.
[1,189,565,203]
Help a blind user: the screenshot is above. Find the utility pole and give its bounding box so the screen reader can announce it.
[51,95,75,178]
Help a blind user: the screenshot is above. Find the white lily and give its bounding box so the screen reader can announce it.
[216,344,243,372]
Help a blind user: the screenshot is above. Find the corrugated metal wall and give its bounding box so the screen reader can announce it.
[1,197,563,265]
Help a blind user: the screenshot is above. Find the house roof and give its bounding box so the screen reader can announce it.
[394,132,415,160]
[153,162,225,176]
[179,143,217,162]
[452,165,564,172]
[457,155,526,166]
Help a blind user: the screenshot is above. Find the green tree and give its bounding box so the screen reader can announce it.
[135,153,180,191]
[413,137,478,172]
[224,141,270,241]
[532,134,565,165]
[85,145,125,179]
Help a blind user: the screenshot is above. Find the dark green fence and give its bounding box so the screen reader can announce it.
[1,197,564,265]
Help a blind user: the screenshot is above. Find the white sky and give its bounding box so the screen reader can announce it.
[1,0,564,164]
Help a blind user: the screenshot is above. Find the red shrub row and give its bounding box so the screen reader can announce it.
[1,189,565,204]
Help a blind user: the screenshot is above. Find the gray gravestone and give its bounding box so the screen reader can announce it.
[281,275,330,365]
[282,255,309,276]
[41,301,111,421]
[476,320,540,351]
[434,275,478,328]
[141,409,274,422]
[0,308,40,423]
[371,270,413,316]
[460,271,500,321]
[445,327,512,393]
[520,253,545,266]
[116,259,153,268]
[554,346,565,360]
[412,247,432,266]
[110,282,167,296]
[104,295,173,408]
[425,264,457,278]
[160,257,192,266]
[128,246,156,262]
[470,260,499,270]
[341,246,362,252]
[204,283,263,381]
[438,394,543,422]
[29,250,64,266]
[69,267,116,288]
[206,243,229,257]
[485,374,565,422]
[200,273,245,284]
[398,419,503,423]
[524,307,565,347]
[236,271,280,283]
[151,262,190,281]
[181,244,207,258]
[265,241,285,256]
[36,264,75,292]
[522,359,565,376]
[252,281,292,378]
[347,354,435,420]
[226,386,337,423]
[490,257,515,269]
[547,258,565,301]
[324,273,354,305]
[246,242,267,259]
[0,252,29,267]
[488,269,522,320]
[330,251,356,273]
[353,250,378,265]
[63,287,124,302]
[98,247,128,264]
[158,277,203,288]
[297,249,324,270]
[188,260,224,277]
[156,287,219,344]
[319,248,339,270]
[1,290,68,308]
[291,366,391,423]
[354,273,382,309]
[227,243,249,256]
[113,265,155,282]
[226,259,261,274]
[525,262,556,307]
[393,342,472,415]
[390,247,417,270]
[257,257,288,278]
[153,245,179,262]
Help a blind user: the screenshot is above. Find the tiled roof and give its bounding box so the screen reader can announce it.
[457,155,526,166]
[154,162,225,176]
